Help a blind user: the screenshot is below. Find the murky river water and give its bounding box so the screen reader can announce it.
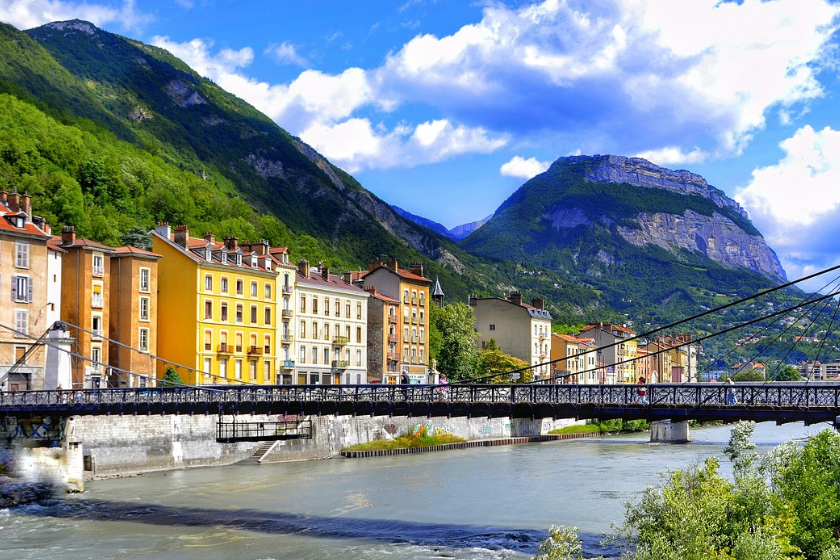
[0,422,825,560]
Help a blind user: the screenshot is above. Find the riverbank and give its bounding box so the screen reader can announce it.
[340,432,598,458]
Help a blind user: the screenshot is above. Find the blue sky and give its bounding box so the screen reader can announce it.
[3,0,840,286]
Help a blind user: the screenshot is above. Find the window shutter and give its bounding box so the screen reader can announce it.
[27,277,33,303]
[11,277,17,301]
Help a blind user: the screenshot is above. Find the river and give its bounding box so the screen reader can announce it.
[0,421,826,560]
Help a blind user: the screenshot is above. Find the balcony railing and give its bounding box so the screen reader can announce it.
[282,285,293,294]
[388,315,398,324]
[281,334,294,345]
[280,360,295,369]
[419,298,425,307]
[91,296,104,308]
[248,346,263,355]
[217,343,232,354]
[91,329,103,339]
[411,317,418,324]
[403,296,410,304]
[92,266,105,278]
[331,360,349,370]
[388,334,398,343]
[411,296,418,305]
[281,309,293,318]
[388,352,399,361]
[332,336,349,346]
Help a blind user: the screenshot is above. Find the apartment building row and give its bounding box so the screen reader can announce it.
[550,324,698,384]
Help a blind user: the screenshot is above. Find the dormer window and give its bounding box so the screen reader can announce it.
[250,254,257,267]
[221,251,227,264]
[16,216,24,228]
[235,254,242,266]
[264,258,271,271]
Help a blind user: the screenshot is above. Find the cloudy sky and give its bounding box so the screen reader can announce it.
[2,0,840,285]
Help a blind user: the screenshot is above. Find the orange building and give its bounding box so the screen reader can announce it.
[108,246,161,388]
[56,226,115,388]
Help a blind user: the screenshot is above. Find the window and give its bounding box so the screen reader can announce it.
[313,322,318,340]
[235,359,242,379]
[323,298,329,316]
[221,277,228,293]
[489,324,496,331]
[335,300,340,317]
[91,347,101,369]
[249,360,256,380]
[324,348,329,365]
[204,330,212,351]
[356,349,362,366]
[139,328,149,351]
[357,326,362,344]
[357,303,362,320]
[251,281,257,297]
[219,359,227,380]
[139,297,150,321]
[264,361,271,383]
[236,279,243,295]
[312,347,318,364]
[324,324,330,340]
[204,300,212,319]
[15,241,29,268]
[346,303,351,318]
[92,316,102,338]
[313,297,319,314]
[11,276,32,303]
[221,302,228,321]
[236,304,243,323]
[300,321,306,338]
[300,346,306,363]
[204,275,213,291]
[264,284,271,299]
[264,307,271,326]
[91,283,103,308]
[300,295,306,312]
[264,335,271,355]
[139,268,150,292]
[93,254,107,278]
[250,305,257,324]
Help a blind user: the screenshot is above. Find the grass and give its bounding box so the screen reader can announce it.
[550,419,650,435]
[342,426,466,452]
[549,424,602,435]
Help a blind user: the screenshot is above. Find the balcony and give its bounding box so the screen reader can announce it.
[91,295,104,309]
[280,360,295,370]
[387,352,399,361]
[388,334,398,343]
[92,266,105,278]
[91,329,103,339]
[419,318,425,325]
[403,296,410,304]
[248,346,263,355]
[538,333,547,341]
[410,336,418,343]
[332,336,349,346]
[388,315,398,324]
[217,343,233,354]
[281,309,293,318]
[281,334,294,345]
[411,317,418,324]
[282,285,293,294]
[235,345,243,353]
[411,296,418,305]
[419,298,425,307]
[331,360,349,370]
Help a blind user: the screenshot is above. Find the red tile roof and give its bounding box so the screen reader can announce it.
[111,245,162,259]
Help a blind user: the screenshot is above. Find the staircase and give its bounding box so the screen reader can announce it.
[240,441,276,464]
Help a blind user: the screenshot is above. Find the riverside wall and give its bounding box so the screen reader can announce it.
[52,414,581,479]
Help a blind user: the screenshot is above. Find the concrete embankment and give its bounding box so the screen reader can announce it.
[11,414,582,487]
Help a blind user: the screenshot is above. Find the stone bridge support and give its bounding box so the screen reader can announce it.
[2,415,84,492]
[650,420,690,443]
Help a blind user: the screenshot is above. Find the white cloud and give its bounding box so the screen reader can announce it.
[634,147,707,166]
[500,156,551,179]
[0,0,151,31]
[736,125,840,284]
[265,42,307,67]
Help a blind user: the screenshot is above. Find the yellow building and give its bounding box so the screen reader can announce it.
[152,224,278,385]
[579,323,637,383]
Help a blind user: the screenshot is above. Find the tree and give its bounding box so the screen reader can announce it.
[430,302,479,381]
[477,341,531,383]
[532,525,602,560]
[161,366,183,387]
[733,369,765,382]
[770,365,801,382]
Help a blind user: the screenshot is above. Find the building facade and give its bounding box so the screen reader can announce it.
[152,225,278,386]
[294,260,368,385]
[108,246,161,387]
[471,292,553,381]
[579,323,638,384]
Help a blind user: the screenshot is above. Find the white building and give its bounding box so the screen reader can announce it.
[294,260,369,384]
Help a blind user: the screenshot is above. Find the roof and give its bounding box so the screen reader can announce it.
[297,268,369,296]
[366,289,400,304]
[152,230,277,275]
[111,245,162,259]
[46,237,68,253]
[472,296,553,320]
[0,213,50,239]
[53,235,115,252]
[363,264,431,284]
[432,277,445,297]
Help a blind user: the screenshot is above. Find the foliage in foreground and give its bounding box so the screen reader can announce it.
[548,419,649,435]
[535,422,840,560]
[341,426,465,452]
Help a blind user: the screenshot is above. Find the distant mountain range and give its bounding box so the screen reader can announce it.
[0,19,794,331]
[391,206,492,240]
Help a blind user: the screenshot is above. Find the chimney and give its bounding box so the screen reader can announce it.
[8,191,19,213]
[0,189,7,204]
[299,259,310,278]
[250,240,267,256]
[61,225,76,246]
[21,192,31,219]
[469,295,478,307]
[409,262,424,277]
[174,224,189,248]
[224,236,238,251]
[42,221,51,235]
[386,258,398,271]
[155,222,171,239]
[204,231,215,243]
[368,258,382,272]
[321,264,330,280]
[532,297,544,310]
[509,291,523,306]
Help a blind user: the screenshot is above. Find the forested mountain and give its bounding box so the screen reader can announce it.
[0,20,607,320]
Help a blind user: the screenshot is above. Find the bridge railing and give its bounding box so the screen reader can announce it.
[2,383,840,410]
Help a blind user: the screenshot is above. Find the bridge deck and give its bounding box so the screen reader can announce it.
[1,383,838,424]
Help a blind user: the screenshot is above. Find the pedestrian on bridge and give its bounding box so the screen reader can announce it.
[637,377,648,405]
[726,378,737,405]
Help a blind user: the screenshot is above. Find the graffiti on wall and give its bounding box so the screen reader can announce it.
[0,416,65,442]
[412,423,454,437]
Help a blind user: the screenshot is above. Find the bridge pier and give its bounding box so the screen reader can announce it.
[650,420,690,443]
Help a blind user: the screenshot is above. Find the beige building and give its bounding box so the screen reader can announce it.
[551,333,599,384]
[361,288,401,383]
[579,323,638,384]
[0,191,55,391]
[264,246,297,384]
[294,260,369,385]
[355,259,431,383]
[108,246,161,388]
[470,292,553,381]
